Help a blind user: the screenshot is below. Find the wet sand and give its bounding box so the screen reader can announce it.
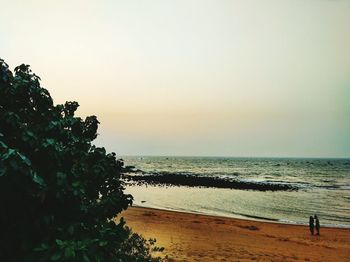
[118,206,350,261]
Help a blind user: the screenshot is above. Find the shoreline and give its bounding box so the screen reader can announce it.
[132,204,350,229]
[119,206,350,261]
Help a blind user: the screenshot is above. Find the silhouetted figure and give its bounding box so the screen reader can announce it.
[309,216,314,235]
[314,215,320,235]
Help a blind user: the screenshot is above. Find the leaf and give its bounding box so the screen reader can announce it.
[67,225,74,235]
[0,141,7,148]
[49,121,59,129]
[18,152,31,166]
[82,254,90,262]
[55,239,64,246]
[32,172,46,187]
[56,172,66,186]
[4,148,15,159]
[50,251,62,261]
[72,181,80,187]
[99,240,108,247]
[33,243,49,252]
[64,247,75,259]
[0,167,6,177]
[23,130,36,142]
[44,138,55,147]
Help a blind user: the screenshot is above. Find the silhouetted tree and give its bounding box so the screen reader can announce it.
[0,59,162,261]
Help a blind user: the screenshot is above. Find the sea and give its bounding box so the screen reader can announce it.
[123,156,350,227]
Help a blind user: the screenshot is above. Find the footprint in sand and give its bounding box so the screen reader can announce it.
[238,225,259,231]
[214,219,226,224]
[278,237,290,241]
[142,212,156,217]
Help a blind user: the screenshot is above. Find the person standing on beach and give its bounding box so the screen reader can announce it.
[309,216,314,235]
[314,215,320,235]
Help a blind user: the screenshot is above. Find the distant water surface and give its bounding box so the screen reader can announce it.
[123,156,350,227]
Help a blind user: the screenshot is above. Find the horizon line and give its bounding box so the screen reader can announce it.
[117,154,350,160]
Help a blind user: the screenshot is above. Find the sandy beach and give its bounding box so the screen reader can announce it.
[118,206,350,262]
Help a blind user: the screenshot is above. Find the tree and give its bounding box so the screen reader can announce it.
[0,59,162,261]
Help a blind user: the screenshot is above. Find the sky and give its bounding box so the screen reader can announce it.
[1,0,349,157]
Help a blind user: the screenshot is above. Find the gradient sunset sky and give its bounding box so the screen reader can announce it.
[1,0,349,157]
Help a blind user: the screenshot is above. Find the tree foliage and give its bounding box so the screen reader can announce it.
[0,59,162,261]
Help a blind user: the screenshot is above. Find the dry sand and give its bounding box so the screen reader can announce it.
[118,206,350,262]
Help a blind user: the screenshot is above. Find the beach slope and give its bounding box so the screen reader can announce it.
[118,207,350,261]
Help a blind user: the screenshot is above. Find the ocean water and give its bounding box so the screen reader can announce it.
[123,156,350,227]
